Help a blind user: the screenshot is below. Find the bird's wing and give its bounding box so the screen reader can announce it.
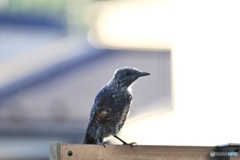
[83,86,116,143]
[86,86,118,129]
[83,86,131,144]
[84,87,105,131]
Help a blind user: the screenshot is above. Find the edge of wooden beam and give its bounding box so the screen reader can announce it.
[49,142,240,160]
[49,141,60,160]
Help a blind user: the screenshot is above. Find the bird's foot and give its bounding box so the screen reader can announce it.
[100,141,108,148]
[113,135,137,148]
[97,139,108,148]
[123,142,137,148]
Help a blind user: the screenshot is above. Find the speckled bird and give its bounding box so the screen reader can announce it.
[83,67,150,145]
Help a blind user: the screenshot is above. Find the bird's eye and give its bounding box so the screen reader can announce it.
[126,71,130,76]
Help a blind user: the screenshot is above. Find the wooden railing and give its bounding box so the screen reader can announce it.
[49,142,239,160]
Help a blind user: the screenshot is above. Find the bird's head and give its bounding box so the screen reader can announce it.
[110,67,150,88]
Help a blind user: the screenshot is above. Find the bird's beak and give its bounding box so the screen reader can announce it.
[138,72,150,77]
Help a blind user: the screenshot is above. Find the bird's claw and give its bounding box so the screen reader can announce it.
[123,142,137,148]
[113,135,137,148]
[100,142,108,148]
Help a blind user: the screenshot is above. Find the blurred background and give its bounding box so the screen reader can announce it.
[0,0,240,160]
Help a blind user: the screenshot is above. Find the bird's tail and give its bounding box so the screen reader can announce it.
[83,133,98,144]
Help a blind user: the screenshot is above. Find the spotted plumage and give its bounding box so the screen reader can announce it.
[83,67,150,145]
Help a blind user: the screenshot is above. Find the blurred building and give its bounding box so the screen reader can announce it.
[0,46,171,159]
[0,1,172,159]
[4,0,240,160]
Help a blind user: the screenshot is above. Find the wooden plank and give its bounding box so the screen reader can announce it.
[49,142,60,160]
[49,143,240,160]
[58,144,215,160]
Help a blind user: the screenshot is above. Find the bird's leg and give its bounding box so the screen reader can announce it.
[113,135,137,148]
[98,139,107,148]
[113,135,127,144]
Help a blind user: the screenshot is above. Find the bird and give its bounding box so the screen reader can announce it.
[83,67,150,146]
